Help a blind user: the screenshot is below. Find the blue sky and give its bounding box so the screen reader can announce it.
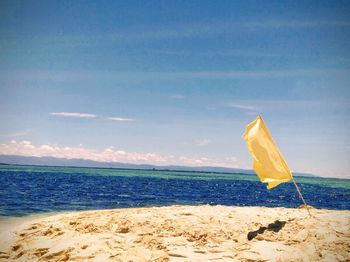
[0,0,349,178]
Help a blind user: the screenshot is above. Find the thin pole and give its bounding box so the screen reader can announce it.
[291,177,312,217]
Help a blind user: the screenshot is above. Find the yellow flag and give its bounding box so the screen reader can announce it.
[242,115,292,189]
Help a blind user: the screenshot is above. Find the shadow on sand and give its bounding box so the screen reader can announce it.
[247,220,286,241]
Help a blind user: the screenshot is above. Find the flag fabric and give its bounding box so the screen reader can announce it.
[242,115,292,189]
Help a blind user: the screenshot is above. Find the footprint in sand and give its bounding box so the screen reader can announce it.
[41,247,74,261]
[33,248,49,258]
[14,251,24,259]
[168,253,187,258]
[11,244,22,252]
[42,226,64,237]
[26,225,38,230]
[116,226,130,233]
[81,244,89,250]
[7,245,24,259]
[75,223,100,233]
[0,251,10,259]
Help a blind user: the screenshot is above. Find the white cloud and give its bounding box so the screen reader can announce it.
[178,156,239,168]
[0,140,165,164]
[196,138,211,147]
[108,117,135,122]
[228,103,256,111]
[49,113,136,122]
[50,112,96,118]
[228,103,259,116]
[0,140,239,168]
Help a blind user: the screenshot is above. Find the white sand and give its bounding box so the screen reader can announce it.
[0,205,349,261]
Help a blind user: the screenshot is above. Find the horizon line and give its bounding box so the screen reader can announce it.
[0,154,340,180]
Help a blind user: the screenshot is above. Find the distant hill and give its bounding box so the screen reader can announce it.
[0,155,316,177]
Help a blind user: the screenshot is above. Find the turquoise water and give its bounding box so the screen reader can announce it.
[1,164,349,189]
[0,164,349,216]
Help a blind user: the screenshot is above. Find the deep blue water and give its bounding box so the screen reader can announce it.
[0,165,349,217]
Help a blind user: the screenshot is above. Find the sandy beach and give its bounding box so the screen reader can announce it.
[0,205,349,261]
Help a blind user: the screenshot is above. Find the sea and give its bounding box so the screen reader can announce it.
[0,164,349,217]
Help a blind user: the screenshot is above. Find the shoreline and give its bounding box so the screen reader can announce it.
[0,205,349,261]
[0,202,348,222]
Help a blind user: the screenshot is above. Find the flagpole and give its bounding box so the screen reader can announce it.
[291,177,312,217]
